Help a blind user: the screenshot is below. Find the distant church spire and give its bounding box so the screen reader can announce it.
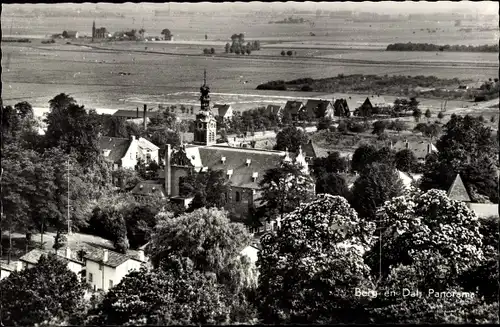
[199,69,210,111]
[203,68,207,86]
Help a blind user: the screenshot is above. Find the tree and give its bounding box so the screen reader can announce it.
[372,120,387,135]
[312,151,348,176]
[350,162,405,219]
[286,50,293,56]
[44,94,102,167]
[210,47,215,54]
[0,253,85,326]
[408,97,419,114]
[351,144,378,173]
[274,126,309,152]
[316,117,332,130]
[437,111,444,120]
[53,230,67,254]
[394,149,418,173]
[412,108,422,122]
[281,50,285,56]
[161,28,172,40]
[225,42,230,53]
[148,127,181,159]
[258,161,315,221]
[315,172,349,198]
[425,108,432,121]
[246,48,251,55]
[365,189,498,323]
[420,115,498,203]
[257,194,376,324]
[179,169,231,211]
[125,202,161,249]
[111,167,143,190]
[102,115,128,138]
[145,208,257,323]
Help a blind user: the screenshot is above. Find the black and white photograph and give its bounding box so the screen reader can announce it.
[1,1,499,325]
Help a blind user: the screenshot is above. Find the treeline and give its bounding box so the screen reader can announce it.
[268,16,305,24]
[225,33,261,55]
[386,42,499,52]
[2,38,31,43]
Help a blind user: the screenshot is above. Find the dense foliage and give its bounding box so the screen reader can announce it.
[274,126,309,152]
[0,254,85,326]
[386,42,499,52]
[258,194,376,323]
[179,169,231,211]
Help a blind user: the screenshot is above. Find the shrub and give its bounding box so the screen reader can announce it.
[301,85,313,91]
[372,120,387,135]
[281,50,285,56]
[437,112,444,119]
[286,50,293,56]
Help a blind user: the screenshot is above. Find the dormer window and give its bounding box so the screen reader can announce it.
[227,169,233,178]
[103,149,111,157]
[202,166,208,172]
[139,185,143,189]
[252,172,259,182]
[221,156,226,164]
[245,159,251,166]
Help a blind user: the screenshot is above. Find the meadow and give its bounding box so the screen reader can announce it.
[2,10,498,110]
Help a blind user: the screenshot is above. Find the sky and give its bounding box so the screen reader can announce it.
[4,1,499,15]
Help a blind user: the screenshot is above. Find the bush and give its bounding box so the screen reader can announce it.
[437,112,444,119]
[372,120,388,135]
[281,50,286,56]
[210,48,215,54]
[286,50,293,56]
[301,85,313,91]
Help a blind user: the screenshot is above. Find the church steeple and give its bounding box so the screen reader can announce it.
[92,20,96,41]
[199,69,210,112]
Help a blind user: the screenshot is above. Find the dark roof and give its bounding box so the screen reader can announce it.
[303,99,332,117]
[83,246,142,268]
[392,140,437,160]
[197,146,291,189]
[19,248,83,265]
[447,174,471,202]
[213,104,232,117]
[333,99,350,114]
[283,101,305,115]
[98,137,131,164]
[266,105,282,115]
[113,110,158,118]
[361,97,373,108]
[131,180,167,197]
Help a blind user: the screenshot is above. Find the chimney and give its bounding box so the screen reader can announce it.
[221,156,226,164]
[227,169,233,179]
[131,135,136,141]
[143,104,147,130]
[165,144,172,197]
[405,140,409,149]
[427,143,431,155]
[136,107,139,118]
[65,247,71,259]
[103,249,109,263]
[138,249,145,262]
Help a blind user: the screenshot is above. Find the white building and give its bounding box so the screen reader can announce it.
[0,261,18,280]
[99,135,160,170]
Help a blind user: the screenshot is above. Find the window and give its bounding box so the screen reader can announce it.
[109,280,114,288]
[235,191,241,202]
[88,272,93,283]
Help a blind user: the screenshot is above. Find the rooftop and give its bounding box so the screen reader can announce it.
[98,136,131,164]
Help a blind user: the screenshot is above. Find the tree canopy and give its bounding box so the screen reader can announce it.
[257,194,376,324]
[0,253,85,326]
[274,126,309,152]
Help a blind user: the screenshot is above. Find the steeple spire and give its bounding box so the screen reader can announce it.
[203,69,207,86]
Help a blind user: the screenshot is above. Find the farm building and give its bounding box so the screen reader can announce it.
[356,97,375,117]
[281,100,305,121]
[333,98,350,117]
[390,140,437,161]
[303,99,335,120]
[62,30,79,39]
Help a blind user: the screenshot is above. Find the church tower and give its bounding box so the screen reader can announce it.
[193,69,217,146]
[92,20,96,41]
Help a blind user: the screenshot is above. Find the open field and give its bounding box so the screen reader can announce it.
[2,41,498,111]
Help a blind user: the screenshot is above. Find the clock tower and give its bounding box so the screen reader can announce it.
[194,70,217,145]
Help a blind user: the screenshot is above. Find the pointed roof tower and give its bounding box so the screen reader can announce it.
[447,174,471,202]
[295,145,309,174]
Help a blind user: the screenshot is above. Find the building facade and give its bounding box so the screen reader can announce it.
[99,135,160,170]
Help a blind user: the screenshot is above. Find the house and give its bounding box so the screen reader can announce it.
[447,174,499,218]
[63,30,79,39]
[18,248,85,277]
[131,180,167,198]
[83,247,145,292]
[265,104,283,117]
[391,140,437,161]
[99,135,160,170]
[213,104,233,120]
[133,74,312,220]
[333,99,350,117]
[0,260,18,280]
[355,97,374,117]
[281,100,305,121]
[303,99,335,120]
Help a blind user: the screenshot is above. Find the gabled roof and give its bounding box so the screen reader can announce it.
[213,104,232,117]
[138,137,160,151]
[131,180,167,197]
[19,248,83,265]
[195,146,292,189]
[98,137,131,164]
[447,174,471,202]
[266,104,282,115]
[392,140,438,160]
[303,99,332,117]
[283,100,305,115]
[83,245,143,268]
[113,110,157,118]
[361,97,373,108]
